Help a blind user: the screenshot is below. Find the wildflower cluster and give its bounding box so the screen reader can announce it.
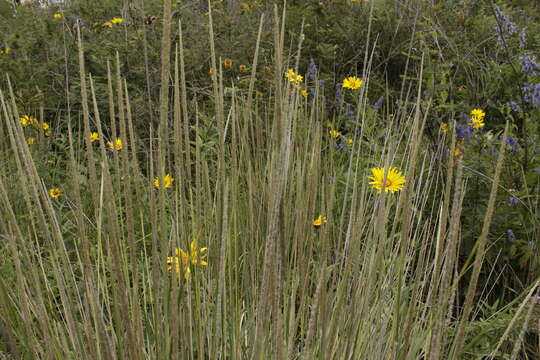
[154,174,174,189]
[103,17,123,28]
[108,138,123,150]
[19,115,52,143]
[327,123,353,147]
[0,47,11,55]
[166,241,208,280]
[285,69,303,88]
[470,108,485,129]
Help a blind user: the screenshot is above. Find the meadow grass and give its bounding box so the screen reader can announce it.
[0,1,538,359]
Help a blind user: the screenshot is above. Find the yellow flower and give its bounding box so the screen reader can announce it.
[167,241,208,280]
[167,248,191,280]
[27,137,36,145]
[89,132,99,142]
[347,138,353,144]
[470,108,485,129]
[53,13,62,19]
[49,188,61,199]
[103,21,113,28]
[4,47,11,54]
[44,130,52,137]
[342,76,363,90]
[312,215,327,228]
[20,115,36,127]
[285,69,303,86]
[41,122,50,130]
[223,58,233,68]
[454,141,464,158]
[368,167,406,194]
[154,173,174,189]
[108,138,123,150]
[301,89,308,97]
[189,240,208,266]
[239,64,248,73]
[329,129,341,138]
[111,17,123,24]
[440,123,448,132]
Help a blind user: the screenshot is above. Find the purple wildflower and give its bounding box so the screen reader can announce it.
[307,58,318,80]
[506,101,522,113]
[519,55,540,76]
[519,29,527,49]
[492,148,500,158]
[521,82,540,107]
[508,197,518,206]
[494,5,517,46]
[345,103,354,119]
[507,229,515,243]
[456,124,473,139]
[335,83,343,101]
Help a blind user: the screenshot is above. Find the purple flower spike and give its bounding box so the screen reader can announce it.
[507,229,515,243]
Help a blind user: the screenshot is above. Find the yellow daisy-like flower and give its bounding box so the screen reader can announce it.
[301,89,308,97]
[440,123,448,132]
[342,76,363,90]
[44,130,52,137]
[166,241,208,280]
[49,188,61,199]
[329,129,341,138]
[27,137,36,145]
[53,13,62,19]
[368,167,406,194]
[89,132,99,142]
[167,248,191,280]
[285,69,303,86]
[189,240,208,266]
[111,17,123,24]
[239,64,248,73]
[103,21,113,28]
[454,141,464,158]
[346,138,353,144]
[154,173,174,189]
[108,138,123,150]
[4,48,11,54]
[20,115,36,127]
[470,108,485,129]
[312,215,327,228]
[223,58,233,68]
[41,122,50,130]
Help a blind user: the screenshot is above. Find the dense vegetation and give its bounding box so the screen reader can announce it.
[0,0,539,358]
